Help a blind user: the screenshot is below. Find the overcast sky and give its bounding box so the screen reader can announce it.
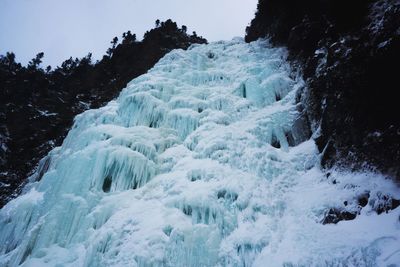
[0,0,258,67]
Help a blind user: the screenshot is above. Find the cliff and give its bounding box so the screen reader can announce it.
[246,0,400,179]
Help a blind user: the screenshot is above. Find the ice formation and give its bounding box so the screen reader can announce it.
[0,39,399,267]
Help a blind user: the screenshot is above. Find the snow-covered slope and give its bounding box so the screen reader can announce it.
[1,39,399,267]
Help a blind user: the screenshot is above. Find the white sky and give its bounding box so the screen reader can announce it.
[0,0,258,67]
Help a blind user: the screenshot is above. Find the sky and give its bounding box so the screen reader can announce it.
[0,0,258,67]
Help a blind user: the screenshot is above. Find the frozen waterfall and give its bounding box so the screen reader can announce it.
[1,39,399,267]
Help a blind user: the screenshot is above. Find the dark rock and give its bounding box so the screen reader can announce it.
[322,192,399,224]
[372,193,400,214]
[322,208,357,224]
[357,193,370,207]
[291,112,312,145]
[284,130,295,147]
[270,134,281,148]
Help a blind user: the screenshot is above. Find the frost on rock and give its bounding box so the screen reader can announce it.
[1,39,399,267]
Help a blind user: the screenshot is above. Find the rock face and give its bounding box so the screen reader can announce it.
[246,0,400,179]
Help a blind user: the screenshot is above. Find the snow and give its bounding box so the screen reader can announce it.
[37,110,57,117]
[1,38,399,267]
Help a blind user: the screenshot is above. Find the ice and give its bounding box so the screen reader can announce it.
[1,38,399,267]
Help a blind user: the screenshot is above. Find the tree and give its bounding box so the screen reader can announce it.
[6,52,16,65]
[59,57,78,73]
[181,25,187,33]
[164,19,177,30]
[111,37,118,47]
[122,31,136,45]
[28,52,44,70]
[79,53,92,66]
[107,37,119,57]
[155,19,160,27]
[0,52,19,71]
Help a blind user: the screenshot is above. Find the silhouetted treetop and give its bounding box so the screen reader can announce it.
[181,25,187,33]
[122,31,136,44]
[28,52,44,70]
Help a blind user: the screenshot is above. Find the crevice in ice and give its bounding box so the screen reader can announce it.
[181,204,193,216]
[242,83,247,98]
[187,169,207,182]
[163,225,173,237]
[217,189,238,202]
[102,176,112,193]
[17,223,42,265]
[270,133,281,149]
[206,51,215,59]
[35,155,51,182]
